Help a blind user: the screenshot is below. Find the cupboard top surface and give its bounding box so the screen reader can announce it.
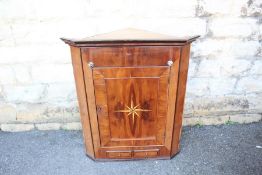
[61,28,199,46]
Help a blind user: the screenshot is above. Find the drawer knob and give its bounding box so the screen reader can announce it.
[167,60,173,66]
[88,62,94,68]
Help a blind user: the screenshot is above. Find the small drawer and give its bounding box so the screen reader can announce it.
[133,149,159,158]
[106,151,132,159]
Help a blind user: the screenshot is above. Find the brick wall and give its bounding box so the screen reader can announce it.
[0,0,261,131]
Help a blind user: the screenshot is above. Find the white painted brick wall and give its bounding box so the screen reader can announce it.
[197,0,248,16]
[192,39,260,57]
[246,93,262,113]
[0,66,16,85]
[133,18,207,37]
[0,0,261,131]
[31,64,74,83]
[0,104,16,123]
[196,59,221,77]
[187,78,210,97]
[220,59,252,77]
[44,83,76,103]
[187,77,237,97]
[209,18,258,38]
[3,84,46,103]
[250,60,262,75]
[12,65,31,84]
[236,76,262,93]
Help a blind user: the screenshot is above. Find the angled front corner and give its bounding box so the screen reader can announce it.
[171,44,191,158]
[69,46,95,159]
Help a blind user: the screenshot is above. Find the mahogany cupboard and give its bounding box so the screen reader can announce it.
[61,28,199,160]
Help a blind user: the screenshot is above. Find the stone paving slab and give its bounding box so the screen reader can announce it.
[0,122,261,175]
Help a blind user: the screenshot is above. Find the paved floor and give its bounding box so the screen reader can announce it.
[0,122,261,175]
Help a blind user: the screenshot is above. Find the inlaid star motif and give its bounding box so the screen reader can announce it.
[115,99,151,127]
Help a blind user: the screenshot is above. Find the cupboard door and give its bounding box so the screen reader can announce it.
[92,67,170,148]
[82,46,181,158]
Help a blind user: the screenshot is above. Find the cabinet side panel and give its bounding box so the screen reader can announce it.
[70,46,95,158]
[171,44,191,156]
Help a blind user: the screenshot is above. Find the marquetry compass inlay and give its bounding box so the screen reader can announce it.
[115,99,151,127]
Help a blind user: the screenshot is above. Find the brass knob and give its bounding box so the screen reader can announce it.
[167,60,173,66]
[88,62,94,68]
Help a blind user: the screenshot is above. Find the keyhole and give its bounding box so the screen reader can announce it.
[97,106,102,112]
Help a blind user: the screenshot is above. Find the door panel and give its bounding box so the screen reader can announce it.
[93,67,170,147]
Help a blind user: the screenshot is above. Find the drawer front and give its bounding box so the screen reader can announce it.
[133,149,159,158]
[82,46,179,67]
[105,149,159,159]
[106,151,132,159]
